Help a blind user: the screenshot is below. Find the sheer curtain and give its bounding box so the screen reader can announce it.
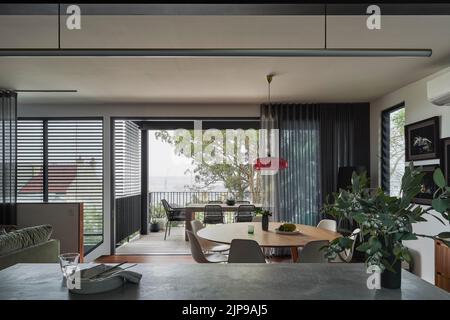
[260,103,370,227]
[0,90,17,225]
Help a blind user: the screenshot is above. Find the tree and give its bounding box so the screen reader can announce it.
[154,129,262,201]
[389,108,406,196]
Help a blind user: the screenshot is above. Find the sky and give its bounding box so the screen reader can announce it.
[148,130,193,178]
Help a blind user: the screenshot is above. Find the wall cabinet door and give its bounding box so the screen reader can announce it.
[435,240,450,292]
[59,4,325,49]
[0,4,59,49]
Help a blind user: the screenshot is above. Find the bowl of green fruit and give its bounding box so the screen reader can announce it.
[275,223,301,235]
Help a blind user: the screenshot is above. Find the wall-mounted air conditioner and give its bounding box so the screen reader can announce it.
[427,71,450,106]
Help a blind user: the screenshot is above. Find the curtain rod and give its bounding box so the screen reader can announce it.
[0,48,432,58]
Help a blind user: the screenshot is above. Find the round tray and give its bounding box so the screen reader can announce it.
[68,265,125,295]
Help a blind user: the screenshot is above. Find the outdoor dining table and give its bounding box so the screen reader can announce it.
[183,203,263,241]
[197,222,341,262]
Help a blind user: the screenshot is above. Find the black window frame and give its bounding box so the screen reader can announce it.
[17,117,104,256]
[381,102,405,194]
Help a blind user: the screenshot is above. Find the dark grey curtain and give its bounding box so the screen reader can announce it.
[0,90,17,225]
[319,103,370,206]
[260,103,370,227]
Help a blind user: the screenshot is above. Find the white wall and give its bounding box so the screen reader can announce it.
[370,68,450,284]
[18,102,259,261]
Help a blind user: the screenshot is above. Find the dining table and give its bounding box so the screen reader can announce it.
[197,221,341,262]
[183,203,263,241]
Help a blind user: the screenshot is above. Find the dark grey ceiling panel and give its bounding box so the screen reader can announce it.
[327,3,450,15]
[59,4,325,16]
[0,4,58,15]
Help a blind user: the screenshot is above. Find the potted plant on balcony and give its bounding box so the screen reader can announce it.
[322,163,450,289]
[149,209,167,232]
[255,208,272,231]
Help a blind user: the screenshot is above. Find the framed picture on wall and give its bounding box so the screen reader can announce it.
[411,164,439,205]
[442,137,450,186]
[405,116,440,161]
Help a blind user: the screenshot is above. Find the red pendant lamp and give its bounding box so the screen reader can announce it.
[254,74,288,172]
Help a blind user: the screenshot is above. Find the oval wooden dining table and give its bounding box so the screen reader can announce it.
[197,222,341,262]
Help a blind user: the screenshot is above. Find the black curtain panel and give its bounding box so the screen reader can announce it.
[319,103,370,204]
[260,103,370,227]
[0,90,18,225]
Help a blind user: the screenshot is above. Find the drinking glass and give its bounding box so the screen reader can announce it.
[59,253,80,278]
[248,225,255,234]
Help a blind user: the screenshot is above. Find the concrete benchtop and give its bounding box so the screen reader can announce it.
[0,263,449,300]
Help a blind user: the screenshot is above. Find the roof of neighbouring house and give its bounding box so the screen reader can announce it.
[19,165,77,193]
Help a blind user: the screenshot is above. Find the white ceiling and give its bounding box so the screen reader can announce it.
[1,15,450,105]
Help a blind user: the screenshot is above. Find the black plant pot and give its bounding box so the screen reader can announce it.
[150,223,160,233]
[226,199,235,206]
[381,259,402,289]
[262,215,269,231]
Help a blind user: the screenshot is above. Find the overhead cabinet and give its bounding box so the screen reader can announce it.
[0,4,59,49]
[326,5,450,49]
[59,4,325,49]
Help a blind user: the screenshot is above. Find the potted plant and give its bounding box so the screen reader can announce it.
[149,219,160,233]
[226,198,235,206]
[149,209,167,232]
[322,163,450,289]
[255,208,272,231]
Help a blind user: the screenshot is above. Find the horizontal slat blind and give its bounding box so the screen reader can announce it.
[17,120,44,202]
[114,120,141,198]
[47,119,103,247]
[17,118,104,252]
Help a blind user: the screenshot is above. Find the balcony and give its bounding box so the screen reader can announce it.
[114,191,261,255]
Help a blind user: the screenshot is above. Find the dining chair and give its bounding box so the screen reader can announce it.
[208,200,223,204]
[161,199,186,240]
[334,228,361,263]
[317,219,337,232]
[235,205,255,223]
[235,200,250,204]
[228,239,267,263]
[203,205,224,225]
[190,220,230,253]
[296,240,329,263]
[186,230,228,263]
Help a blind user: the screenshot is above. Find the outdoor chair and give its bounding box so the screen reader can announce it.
[203,205,225,225]
[161,199,186,240]
[235,204,255,223]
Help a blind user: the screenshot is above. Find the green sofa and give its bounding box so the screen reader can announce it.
[0,225,60,271]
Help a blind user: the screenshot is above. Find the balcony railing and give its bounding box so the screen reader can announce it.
[149,191,262,224]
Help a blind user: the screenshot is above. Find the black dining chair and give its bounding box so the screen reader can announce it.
[235,204,255,223]
[235,200,250,204]
[203,205,224,225]
[208,200,223,204]
[161,199,186,240]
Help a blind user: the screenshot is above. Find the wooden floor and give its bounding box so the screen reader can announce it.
[115,226,190,255]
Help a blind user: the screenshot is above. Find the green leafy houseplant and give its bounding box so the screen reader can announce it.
[254,208,273,216]
[322,163,450,288]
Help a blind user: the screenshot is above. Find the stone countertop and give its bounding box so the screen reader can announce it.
[0,263,449,300]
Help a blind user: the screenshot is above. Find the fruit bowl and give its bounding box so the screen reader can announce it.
[275,223,301,235]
